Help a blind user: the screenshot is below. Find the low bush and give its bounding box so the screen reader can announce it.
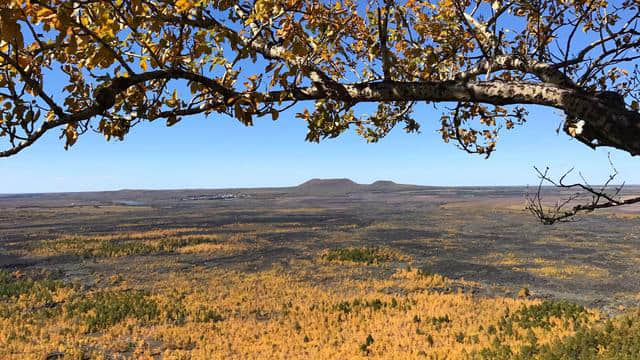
[64,290,159,332]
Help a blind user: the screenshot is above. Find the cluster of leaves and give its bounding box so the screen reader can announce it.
[1,0,639,157]
[440,103,528,157]
[0,0,365,152]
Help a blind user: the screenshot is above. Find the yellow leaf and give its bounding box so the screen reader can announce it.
[140,58,148,71]
[175,0,194,13]
[64,124,78,147]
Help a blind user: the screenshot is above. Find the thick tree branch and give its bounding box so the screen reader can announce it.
[3,73,639,157]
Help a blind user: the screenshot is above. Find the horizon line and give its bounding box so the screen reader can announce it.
[1,179,638,196]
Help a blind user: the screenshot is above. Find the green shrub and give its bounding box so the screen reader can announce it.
[511,300,589,330]
[477,337,513,360]
[360,334,374,355]
[156,236,209,252]
[334,298,397,314]
[476,304,640,360]
[322,247,394,264]
[430,315,451,330]
[537,311,640,360]
[64,290,159,332]
[193,306,224,323]
[89,241,155,257]
[0,270,65,302]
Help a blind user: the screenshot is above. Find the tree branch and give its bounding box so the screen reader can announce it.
[526,159,640,224]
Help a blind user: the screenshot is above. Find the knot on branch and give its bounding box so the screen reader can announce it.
[93,87,116,112]
[595,91,626,109]
[93,77,133,112]
[562,89,640,154]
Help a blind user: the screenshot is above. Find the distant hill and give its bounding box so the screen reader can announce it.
[298,178,358,187]
[292,178,417,195]
[294,178,361,194]
[370,180,397,188]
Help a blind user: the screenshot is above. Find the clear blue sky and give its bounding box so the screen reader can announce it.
[1,101,638,193]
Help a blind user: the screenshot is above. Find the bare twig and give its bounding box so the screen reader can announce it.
[526,155,640,224]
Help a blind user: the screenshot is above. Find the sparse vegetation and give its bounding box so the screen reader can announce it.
[528,258,610,280]
[1,188,640,358]
[476,307,640,359]
[37,229,234,258]
[1,263,623,359]
[320,246,405,264]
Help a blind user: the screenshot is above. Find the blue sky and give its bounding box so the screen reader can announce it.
[2,3,639,194]
[2,101,638,193]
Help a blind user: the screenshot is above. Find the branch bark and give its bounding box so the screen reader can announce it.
[2,75,639,157]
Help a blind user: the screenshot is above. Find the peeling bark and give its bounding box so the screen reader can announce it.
[264,80,640,155]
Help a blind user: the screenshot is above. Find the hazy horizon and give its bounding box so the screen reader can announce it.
[1,177,639,195]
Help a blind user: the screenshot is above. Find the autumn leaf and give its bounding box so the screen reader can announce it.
[140,58,148,72]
